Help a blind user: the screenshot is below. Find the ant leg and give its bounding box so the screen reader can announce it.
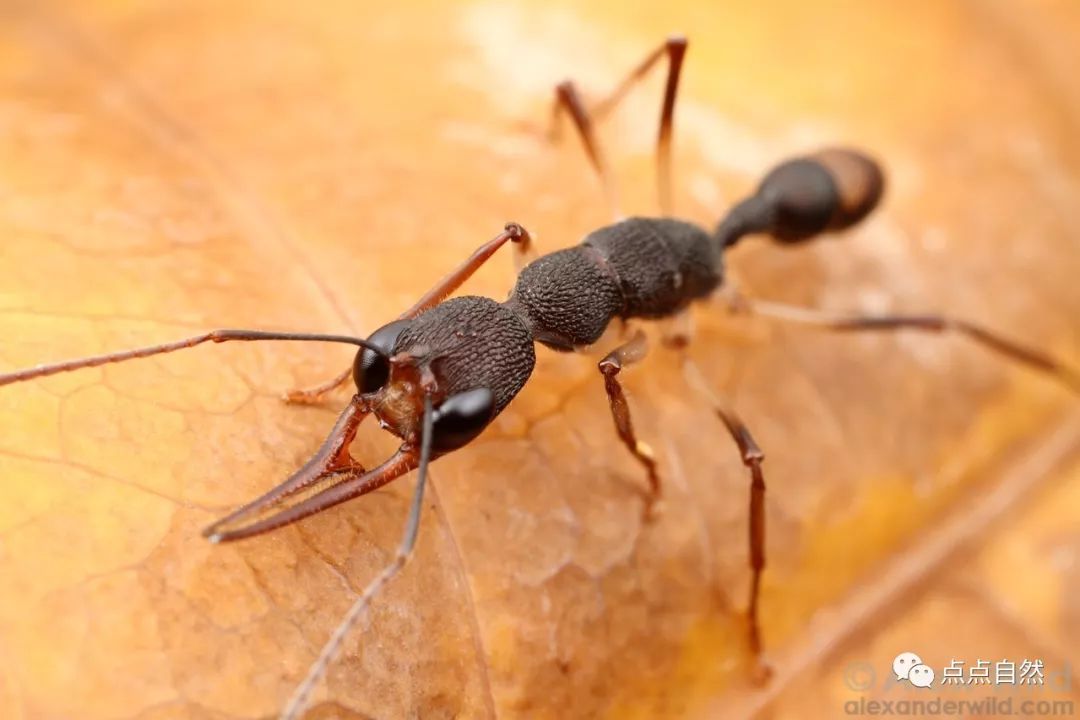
[283,221,534,403]
[682,356,770,679]
[597,329,660,518]
[283,367,352,405]
[732,295,1080,393]
[282,222,534,406]
[551,80,622,219]
[512,230,538,275]
[594,35,687,215]
[551,36,688,215]
[401,222,532,319]
[280,393,436,720]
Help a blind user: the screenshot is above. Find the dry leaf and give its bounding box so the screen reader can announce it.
[1,1,1078,719]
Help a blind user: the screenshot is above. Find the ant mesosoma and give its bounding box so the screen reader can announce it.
[1,35,1077,720]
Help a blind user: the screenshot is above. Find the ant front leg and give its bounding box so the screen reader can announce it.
[596,329,661,518]
[401,222,532,318]
[283,223,533,406]
[682,355,771,681]
[283,366,352,405]
[549,36,687,216]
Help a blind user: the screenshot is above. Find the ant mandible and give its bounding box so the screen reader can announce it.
[1,35,1077,720]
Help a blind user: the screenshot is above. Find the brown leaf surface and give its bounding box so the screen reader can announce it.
[1,1,1078,719]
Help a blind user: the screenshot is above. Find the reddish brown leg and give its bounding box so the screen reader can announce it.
[683,356,770,679]
[552,36,688,215]
[513,230,538,274]
[597,330,660,518]
[283,366,352,405]
[401,222,532,319]
[734,296,1080,393]
[285,222,534,406]
[551,80,622,219]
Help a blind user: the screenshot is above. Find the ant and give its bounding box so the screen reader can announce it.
[2,35,1078,720]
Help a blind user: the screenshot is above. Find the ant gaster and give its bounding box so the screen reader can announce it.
[2,36,1077,720]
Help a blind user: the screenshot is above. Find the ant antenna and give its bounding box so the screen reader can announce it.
[280,392,436,720]
[0,329,389,387]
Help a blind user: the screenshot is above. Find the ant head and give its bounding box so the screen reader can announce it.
[756,147,885,243]
[353,301,526,453]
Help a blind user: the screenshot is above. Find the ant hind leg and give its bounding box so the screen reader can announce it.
[732,295,1080,394]
[682,355,772,682]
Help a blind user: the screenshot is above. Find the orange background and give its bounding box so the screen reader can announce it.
[0,1,1077,718]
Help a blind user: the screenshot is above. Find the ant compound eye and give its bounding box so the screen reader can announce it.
[431,387,495,452]
[353,319,412,395]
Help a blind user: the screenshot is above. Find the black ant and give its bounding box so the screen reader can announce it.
[1,36,1077,720]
